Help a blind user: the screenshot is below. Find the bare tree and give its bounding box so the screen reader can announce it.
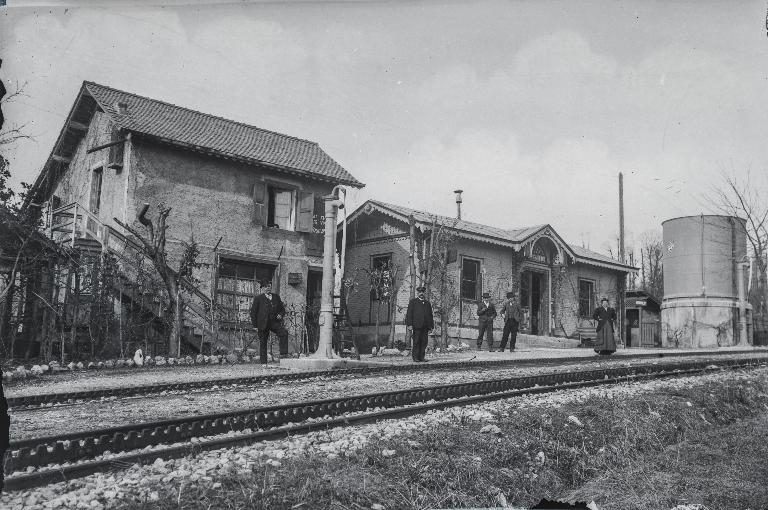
[638,230,664,301]
[119,203,201,355]
[423,219,461,350]
[709,173,768,316]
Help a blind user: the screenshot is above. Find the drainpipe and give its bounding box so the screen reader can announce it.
[312,186,345,358]
[737,260,749,346]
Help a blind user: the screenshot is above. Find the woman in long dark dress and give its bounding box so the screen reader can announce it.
[592,297,617,355]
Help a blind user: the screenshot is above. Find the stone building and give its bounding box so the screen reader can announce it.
[25,81,363,357]
[341,200,635,350]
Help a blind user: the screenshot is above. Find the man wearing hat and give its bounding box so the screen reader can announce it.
[405,286,434,362]
[499,291,522,352]
[476,292,497,351]
[250,280,289,364]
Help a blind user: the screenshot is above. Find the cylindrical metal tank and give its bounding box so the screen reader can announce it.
[661,215,751,348]
[662,215,747,299]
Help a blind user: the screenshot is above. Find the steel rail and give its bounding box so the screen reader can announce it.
[4,356,765,486]
[3,357,765,492]
[7,348,766,409]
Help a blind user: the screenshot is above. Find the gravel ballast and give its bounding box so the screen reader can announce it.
[10,353,768,440]
[2,366,766,509]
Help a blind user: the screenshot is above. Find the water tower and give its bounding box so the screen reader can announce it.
[661,215,752,347]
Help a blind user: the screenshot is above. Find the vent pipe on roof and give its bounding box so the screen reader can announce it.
[116,101,129,115]
[454,189,463,220]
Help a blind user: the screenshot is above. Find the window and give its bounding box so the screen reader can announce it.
[252,182,314,233]
[578,279,595,317]
[461,258,482,300]
[216,258,275,324]
[267,186,295,230]
[89,167,103,214]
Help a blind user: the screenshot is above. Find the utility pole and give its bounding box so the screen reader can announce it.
[618,172,625,348]
[619,172,625,264]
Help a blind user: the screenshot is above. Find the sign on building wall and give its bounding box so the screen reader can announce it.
[313,196,325,234]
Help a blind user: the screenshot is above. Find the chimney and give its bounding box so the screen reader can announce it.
[454,189,463,220]
[116,101,129,115]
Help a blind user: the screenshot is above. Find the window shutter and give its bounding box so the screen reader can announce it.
[252,181,267,226]
[107,126,124,171]
[446,248,458,264]
[296,191,314,232]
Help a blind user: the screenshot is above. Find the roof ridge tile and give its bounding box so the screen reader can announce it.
[84,81,319,146]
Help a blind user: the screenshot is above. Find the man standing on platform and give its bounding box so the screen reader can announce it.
[476,292,497,351]
[405,286,434,362]
[250,280,289,364]
[499,291,522,352]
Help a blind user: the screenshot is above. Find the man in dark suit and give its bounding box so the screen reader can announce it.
[499,291,522,352]
[405,286,434,362]
[250,280,289,364]
[476,292,497,351]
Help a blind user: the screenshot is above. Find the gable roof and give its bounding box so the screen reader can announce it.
[360,200,549,246]
[27,81,363,206]
[82,82,363,187]
[346,199,636,273]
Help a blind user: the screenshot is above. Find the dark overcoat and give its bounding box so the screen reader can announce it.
[250,293,286,331]
[592,306,617,332]
[406,298,435,330]
[477,301,497,322]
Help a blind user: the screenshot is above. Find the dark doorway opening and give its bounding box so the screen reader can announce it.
[305,269,323,353]
[531,272,542,335]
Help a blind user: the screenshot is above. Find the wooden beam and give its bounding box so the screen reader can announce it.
[52,154,71,164]
[68,121,89,131]
[86,137,128,154]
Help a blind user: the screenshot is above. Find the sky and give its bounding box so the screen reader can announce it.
[2,0,768,258]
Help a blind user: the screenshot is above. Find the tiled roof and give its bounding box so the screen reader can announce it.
[83,82,364,187]
[367,200,547,245]
[351,200,635,272]
[568,244,636,270]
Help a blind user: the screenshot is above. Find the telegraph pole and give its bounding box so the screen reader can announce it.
[618,172,625,348]
[619,172,625,263]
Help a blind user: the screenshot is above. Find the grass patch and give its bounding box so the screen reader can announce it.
[117,370,768,510]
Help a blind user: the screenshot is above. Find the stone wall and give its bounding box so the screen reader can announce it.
[129,139,333,313]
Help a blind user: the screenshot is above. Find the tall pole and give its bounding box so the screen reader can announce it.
[313,191,344,358]
[737,260,749,346]
[619,172,624,264]
[618,172,625,347]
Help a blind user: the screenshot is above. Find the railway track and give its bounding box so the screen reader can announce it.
[6,348,765,409]
[4,355,766,491]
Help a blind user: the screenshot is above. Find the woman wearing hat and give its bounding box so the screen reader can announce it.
[592,297,617,355]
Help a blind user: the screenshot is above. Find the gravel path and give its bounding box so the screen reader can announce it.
[6,346,765,398]
[9,352,768,440]
[3,365,765,510]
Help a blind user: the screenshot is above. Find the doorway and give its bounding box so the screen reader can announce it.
[626,308,639,347]
[305,269,323,352]
[520,270,546,335]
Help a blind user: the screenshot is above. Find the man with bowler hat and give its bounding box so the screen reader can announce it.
[250,280,289,364]
[476,292,497,351]
[406,286,434,362]
[499,291,522,352]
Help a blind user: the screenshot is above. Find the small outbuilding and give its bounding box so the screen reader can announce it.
[624,290,661,348]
